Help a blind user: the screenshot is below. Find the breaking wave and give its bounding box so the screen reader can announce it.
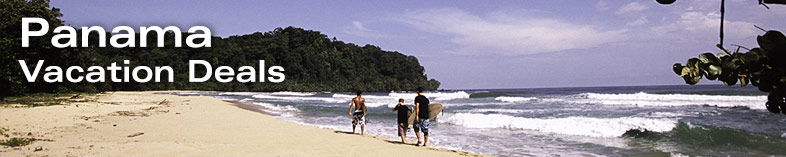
[332,91,471,107]
[439,113,678,138]
[566,92,766,110]
[252,94,346,103]
[252,102,300,116]
[495,96,537,102]
[469,91,508,98]
[386,91,471,101]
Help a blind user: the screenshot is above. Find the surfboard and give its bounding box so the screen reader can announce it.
[428,103,443,120]
[407,103,444,125]
[407,106,416,126]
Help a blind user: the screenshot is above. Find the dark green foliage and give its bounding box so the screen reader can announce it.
[0,0,64,97]
[673,30,786,114]
[0,0,440,97]
[1,93,93,107]
[0,137,36,147]
[666,0,786,115]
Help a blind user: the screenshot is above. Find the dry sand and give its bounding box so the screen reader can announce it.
[0,91,483,156]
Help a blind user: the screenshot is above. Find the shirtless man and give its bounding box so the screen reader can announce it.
[348,91,367,135]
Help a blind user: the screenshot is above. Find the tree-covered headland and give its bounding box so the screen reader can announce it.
[0,0,440,98]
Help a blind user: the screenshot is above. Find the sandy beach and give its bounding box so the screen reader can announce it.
[0,91,481,156]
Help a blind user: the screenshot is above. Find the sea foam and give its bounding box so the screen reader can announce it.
[251,102,300,116]
[439,113,678,138]
[495,96,537,102]
[252,94,346,103]
[332,91,471,107]
[563,92,766,110]
[388,91,471,101]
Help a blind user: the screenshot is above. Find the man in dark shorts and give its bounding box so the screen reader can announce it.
[348,91,367,135]
[413,87,430,146]
[392,98,410,143]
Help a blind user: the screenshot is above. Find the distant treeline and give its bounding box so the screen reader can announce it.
[0,0,440,97]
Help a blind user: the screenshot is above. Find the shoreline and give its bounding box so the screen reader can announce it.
[220,99,476,154]
[0,91,483,156]
[222,100,282,116]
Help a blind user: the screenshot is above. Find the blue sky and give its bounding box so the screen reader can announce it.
[51,0,786,89]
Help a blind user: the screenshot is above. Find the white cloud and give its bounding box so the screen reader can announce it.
[595,0,611,11]
[616,2,650,15]
[649,11,757,41]
[397,8,627,55]
[343,21,385,38]
[627,16,649,26]
[353,21,370,32]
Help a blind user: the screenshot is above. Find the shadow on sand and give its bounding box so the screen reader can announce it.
[333,131,419,146]
[333,130,356,135]
[385,140,419,146]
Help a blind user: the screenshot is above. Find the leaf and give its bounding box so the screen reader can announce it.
[705,65,722,80]
[699,53,720,65]
[680,67,691,77]
[683,75,701,85]
[687,58,702,77]
[717,52,729,59]
[751,77,761,86]
[720,59,739,72]
[757,30,786,62]
[758,31,786,50]
[760,79,774,92]
[720,74,738,86]
[741,50,762,64]
[673,63,683,75]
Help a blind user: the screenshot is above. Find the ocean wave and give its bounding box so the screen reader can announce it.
[454,108,539,114]
[330,94,400,108]
[439,113,678,138]
[332,93,395,100]
[624,122,786,152]
[176,92,207,95]
[220,91,470,105]
[364,102,397,108]
[252,102,300,116]
[568,92,766,110]
[270,91,317,96]
[220,91,317,96]
[330,91,470,101]
[495,96,537,102]
[387,91,470,101]
[439,102,519,107]
[252,94,346,103]
[469,91,508,98]
[218,92,257,96]
[331,91,471,107]
[636,111,693,118]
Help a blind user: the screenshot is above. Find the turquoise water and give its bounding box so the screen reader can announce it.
[179,85,786,156]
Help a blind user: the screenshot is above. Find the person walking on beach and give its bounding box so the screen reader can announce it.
[392,98,411,144]
[413,87,430,146]
[349,91,367,135]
